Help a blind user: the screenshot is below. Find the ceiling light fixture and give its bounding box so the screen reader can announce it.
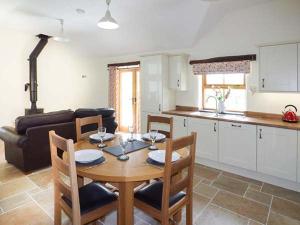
[53,19,70,43]
[97,0,119,30]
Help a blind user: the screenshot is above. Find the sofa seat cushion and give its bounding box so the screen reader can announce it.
[134,181,186,210]
[75,108,115,119]
[15,110,74,135]
[62,182,117,214]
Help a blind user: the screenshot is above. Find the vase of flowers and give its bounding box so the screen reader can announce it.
[214,87,231,114]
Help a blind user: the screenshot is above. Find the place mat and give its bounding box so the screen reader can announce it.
[103,140,151,157]
[146,157,164,167]
[76,157,106,166]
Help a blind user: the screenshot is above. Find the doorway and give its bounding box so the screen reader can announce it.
[118,67,140,132]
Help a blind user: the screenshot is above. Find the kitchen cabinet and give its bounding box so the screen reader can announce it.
[259,43,298,92]
[257,126,297,182]
[219,121,256,171]
[173,116,188,139]
[168,55,188,91]
[298,44,300,91]
[140,55,175,114]
[188,118,218,161]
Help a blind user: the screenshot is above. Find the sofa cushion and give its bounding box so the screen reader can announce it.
[15,110,74,135]
[75,108,115,118]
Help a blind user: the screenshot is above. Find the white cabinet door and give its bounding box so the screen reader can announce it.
[298,131,300,183]
[259,44,298,92]
[257,126,297,182]
[298,44,300,91]
[219,122,256,171]
[140,56,163,113]
[188,118,218,161]
[168,55,188,91]
[173,116,188,139]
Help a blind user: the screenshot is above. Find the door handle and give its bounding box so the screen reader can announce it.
[183,119,186,127]
[259,129,262,139]
[158,104,161,112]
[177,80,180,88]
[231,124,242,128]
[213,123,217,132]
[262,78,265,88]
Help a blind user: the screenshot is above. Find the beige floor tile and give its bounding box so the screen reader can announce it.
[248,220,264,225]
[222,171,263,186]
[194,164,220,181]
[193,175,203,187]
[0,177,37,200]
[201,179,212,185]
[267,211,300,225]
[212,175,248,196]
[262,183,300,204]
[271,196,300,221]
[28,168,53,189]
[245,189,272,206]
[249,184,262,192]
[195,204,248,225]
[212,191,269,224]
[0,165,25,183]
[31,188,54,218]
[193,183,218,199]
[0,201,53,225]
[0,193,32,212]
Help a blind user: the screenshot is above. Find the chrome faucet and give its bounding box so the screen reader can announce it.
[206,96,218,116]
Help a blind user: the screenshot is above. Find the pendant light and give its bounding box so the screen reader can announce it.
[97,0,119,30]
[53,19,70,43]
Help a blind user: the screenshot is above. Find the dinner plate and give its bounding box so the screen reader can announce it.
[89,133,115,142]
[142,133,166,142]
[75,149,103,163]
[148,150,180,164]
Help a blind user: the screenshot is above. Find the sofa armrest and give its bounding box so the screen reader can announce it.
[0,126,28,148]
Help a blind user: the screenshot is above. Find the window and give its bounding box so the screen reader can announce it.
[202,73,246,112]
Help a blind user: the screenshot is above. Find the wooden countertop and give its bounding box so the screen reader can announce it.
[163,110,300,130]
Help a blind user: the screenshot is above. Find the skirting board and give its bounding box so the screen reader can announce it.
[195,157,300,192]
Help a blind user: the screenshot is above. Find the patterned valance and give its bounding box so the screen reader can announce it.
[192,60,251,75]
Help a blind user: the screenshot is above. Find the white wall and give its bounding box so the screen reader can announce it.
[101,0,300,114]
[0,28,107,126]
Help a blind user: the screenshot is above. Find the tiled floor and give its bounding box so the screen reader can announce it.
[1,141,300,225]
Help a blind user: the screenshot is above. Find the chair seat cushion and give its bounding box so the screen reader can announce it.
[62,182,117,214]
[134,181,186,210]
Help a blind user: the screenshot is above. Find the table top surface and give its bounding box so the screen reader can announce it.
[73,133,188,183]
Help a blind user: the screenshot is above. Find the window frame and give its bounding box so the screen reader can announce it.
[202,74,246,112]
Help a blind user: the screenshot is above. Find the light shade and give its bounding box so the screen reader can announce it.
[97,10,119,30]
[53,36,70,43]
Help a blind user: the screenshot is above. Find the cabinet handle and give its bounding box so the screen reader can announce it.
[262,78,265,88]
[177,80,180,88]
[158,104,161,112]
[213,123,217,132]
[231,124,242,128]
[183,119,186,127]
[259,129,262,139]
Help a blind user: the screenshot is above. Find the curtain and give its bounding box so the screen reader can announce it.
[193,60,251,75]
[108,66,120,127]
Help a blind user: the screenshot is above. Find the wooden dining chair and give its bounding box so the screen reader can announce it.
[75,115,102,141]
[147,115,174,138]
[49,131,118,225]
[134,132,197,225]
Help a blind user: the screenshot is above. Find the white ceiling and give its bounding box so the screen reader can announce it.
[0,0,271,57]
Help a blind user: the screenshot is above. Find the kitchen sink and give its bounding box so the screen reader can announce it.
[198,110,244,116]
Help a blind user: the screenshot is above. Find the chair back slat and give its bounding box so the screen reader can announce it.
[171,155,191,175]
[161,132,197,214]
[56,178,72,200]
[147,115,173,138]
[54,155,70,177]
[169,176,189,196]
[76,115,102,141]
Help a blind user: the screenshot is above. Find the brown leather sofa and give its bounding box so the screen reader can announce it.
[0,108,117,172]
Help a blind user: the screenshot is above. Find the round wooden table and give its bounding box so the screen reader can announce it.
[74,133,187,225]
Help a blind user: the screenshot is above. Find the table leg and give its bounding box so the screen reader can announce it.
[77,175,84,188]
[118,182,134,225]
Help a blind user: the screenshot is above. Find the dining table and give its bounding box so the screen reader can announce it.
[72,133,188,225]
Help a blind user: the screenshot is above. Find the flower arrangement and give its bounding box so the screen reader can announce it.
[212,86,231,102]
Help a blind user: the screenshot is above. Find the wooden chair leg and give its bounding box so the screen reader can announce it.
[54,200,62,225]
[186,203,192,225]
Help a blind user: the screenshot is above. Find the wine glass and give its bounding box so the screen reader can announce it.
[128,125,136,142]
[97,126,107,148]
[149,129,158,150]
[118,136,129,161]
